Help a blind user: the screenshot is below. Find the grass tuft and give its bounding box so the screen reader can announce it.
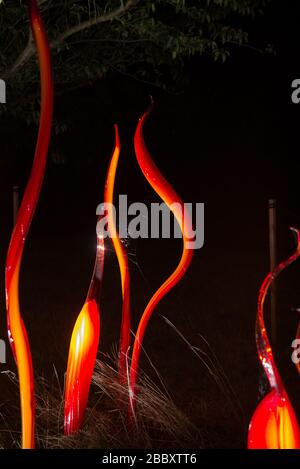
[0,356,203,449]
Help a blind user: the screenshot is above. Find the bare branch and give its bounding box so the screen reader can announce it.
[1,0,140,80]
[1,30,34,81]
[52,0,140,46]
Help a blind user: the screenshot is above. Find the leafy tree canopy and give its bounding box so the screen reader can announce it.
[0,0,271,122]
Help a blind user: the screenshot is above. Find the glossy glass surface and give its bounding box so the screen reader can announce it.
[5,0,53,449]
[248,228,300,449]
[104,126,131,383]
[129,103,194,416]
[64,131,123,434]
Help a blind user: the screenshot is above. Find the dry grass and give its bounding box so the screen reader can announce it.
[0,355,203,449]
[0,318,244,449]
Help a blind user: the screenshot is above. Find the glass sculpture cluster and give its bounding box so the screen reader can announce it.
[5,1,194,447]
[4,0,300,450]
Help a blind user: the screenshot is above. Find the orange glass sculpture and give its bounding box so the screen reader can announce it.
[5,0,53,449]
[64,128,122,434]
[64,225,104,435]
[104,126,131,383]
[248,227,300,449]
[129,103,195,415]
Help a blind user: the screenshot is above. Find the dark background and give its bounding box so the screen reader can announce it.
[1,0,300,448]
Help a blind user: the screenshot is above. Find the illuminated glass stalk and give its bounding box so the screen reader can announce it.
[104,126,131,383]
[64,129,121,434]
[5,0,53,449]
[248,227,300,449]
[129,103,195,415]
[64,223,104,435]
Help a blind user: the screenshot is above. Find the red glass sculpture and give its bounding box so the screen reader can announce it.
[129,103,195,415]
[64,128,122,434]
[5,0,53,449]
[248,227,300,449]
[104,126,131,383]
[64,225,104,435]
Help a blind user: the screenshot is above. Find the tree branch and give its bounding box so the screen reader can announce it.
[1,0,140,80]
[52,0,140,47]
